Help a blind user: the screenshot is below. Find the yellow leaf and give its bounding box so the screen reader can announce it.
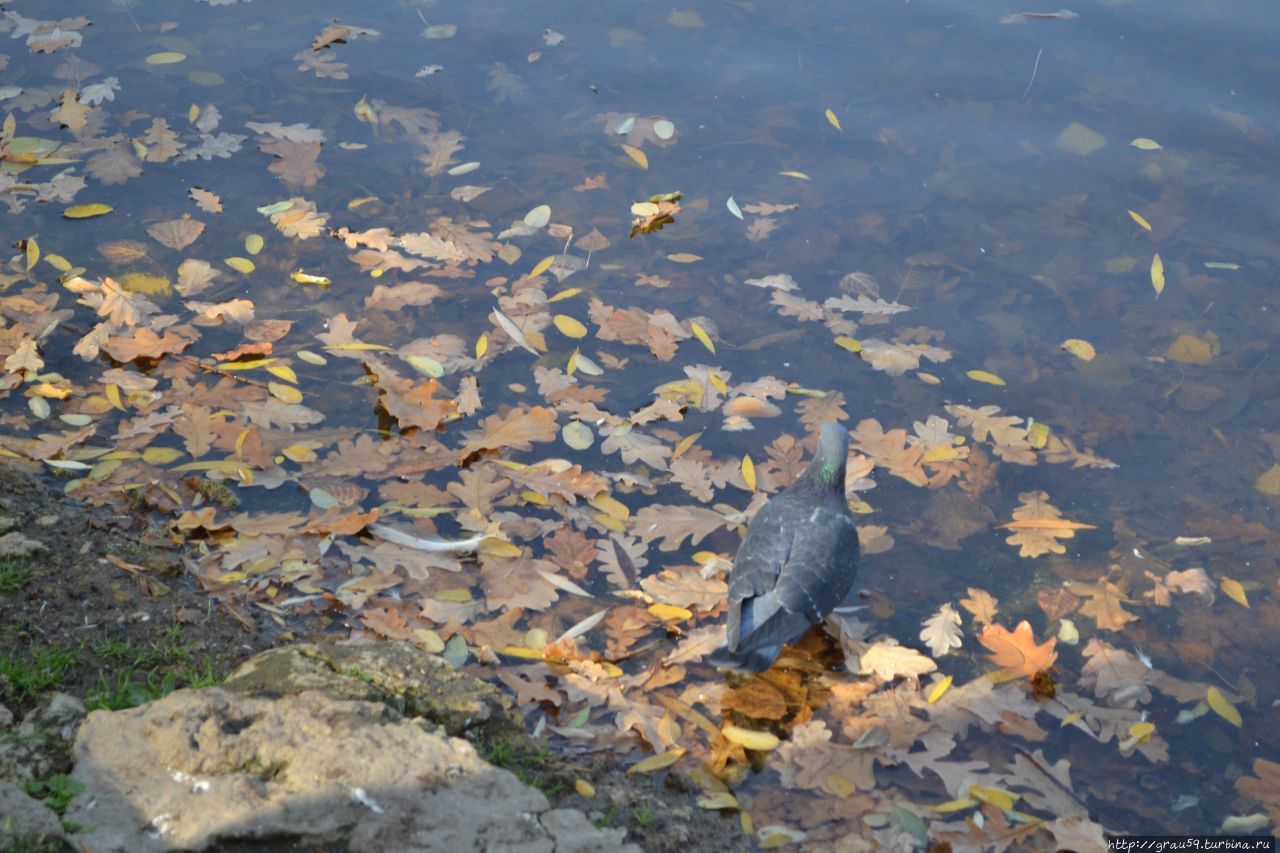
[406,355,444,378]
[1221,577,1249,608]
[648,603,692,622]
[673,431,701,459]
[142,447,184,465]
[665,253,703,263]
[824,108,842,131]
[476,333,489,358]
[479,539,522,558]
[1165,334,1215,365]
[923,444,960,463]
[966,369,1006,386]
[588,494,630,520]
[498,646,547,660]
[105,384,125,411]
[549,287,582,303]
[1060,710,1084,727]
[282,445,317,463]
[627,748,685,774]
[778,170,811,180]
[697,792,739,810]
[435,587,473,603]
[290,269,330,286]
[708,371,728,395]
[1255,464,1280,496]
[1130,137,1163,150]
[742,454,756,491]
[529,255,556,277]
[1060,338,1096,361]
[1127,210,1152,232]
[967,785,1016,811]
[689,320,715,354]
[145,51,186,64]
[553,314,588,339]
[1128,721,1156,741]
[497,243,521,265]
[265,364,298,383]
[225,256,255,274]
[721,726,780,751]
[620,144,648,169]
[1151,253,1165,296]
[1206,686,1243,727]
[23,237,38,271]
[575,779,596,798]
[297,350,326,366]
[268,381,302,404]
[927,675,953,704]
[929,798,978,813]
[1026,421,1050,450]
[63,203,113,219]
[825,772,855,798]
[244,233,264,255]
[834,336,862,353]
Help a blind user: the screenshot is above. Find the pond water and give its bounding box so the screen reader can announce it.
[2,0,1278,848]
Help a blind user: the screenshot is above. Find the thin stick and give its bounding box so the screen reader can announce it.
[1023,48,1043,100]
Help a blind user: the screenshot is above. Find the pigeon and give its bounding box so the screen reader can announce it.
[709,423,861,672]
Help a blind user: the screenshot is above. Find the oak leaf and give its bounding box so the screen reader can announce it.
[920,603,963,657]
[1070,579,1139,631]
[1000,490,1097,557]
[461,406,558,457]
[480,550,559,611]
[978,620,1057,678]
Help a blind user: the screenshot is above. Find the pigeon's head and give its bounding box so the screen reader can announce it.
[794,422,850,494]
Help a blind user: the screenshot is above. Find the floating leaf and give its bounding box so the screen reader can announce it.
[966,369,1006,386]
[824,108,842,131]
[648,603,692,622]
[1151,253,1165,296]
[721,726,780,751]
[726,196,743,220]
[447,161,480,176]
[741,454,756,491]
[620,144,648,169]
[1056,121,1106,156]
[927,675,954,704]
[524,204,551,228]
[1060,339,1096,361]
[1255,464,1280,496]
[666,253,702,263]
[689,320,715,354]
[529,255,555,277]
[575,780,596,798]
[245,233,264,255]
[63,203,113,219]
[145,51,187,65]
[1220,577,1249,608]
[1204,261,1239,270]
[778,170,811,180]
[1130,137,1163,150]
[652,119,675,140]
[225,257,255,274]
[1206,687,1242,727]
[553,314,588,339]
[1127,210,1152,232]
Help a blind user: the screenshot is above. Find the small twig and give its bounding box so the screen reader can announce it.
[1023,48,1044,100]
[1014,747,1091,814]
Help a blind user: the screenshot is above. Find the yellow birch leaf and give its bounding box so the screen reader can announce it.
[834,336,862,353]
[575,780,596,798]
[966,369,1006,386]
[63,203,113,219]
[145,51,186,64]
[268,382,302,404]
[142,447,184,464]
[666,253,703,263]
[778,170,811,180]
[297,350,326,366]
[105,383,125,411]
[1128,210,1152,232]
[476,333,488,358]
[265,364,298,383]
[497,243,521,265]
[549,287,582,302]
[1206,687,1242,727]
[620,144,648,169]
[435,588,473,603]
[1130,137,1163,150]
[498,646,547,660]
[1061,710,1084,727]
[627,748,685,774]
[1220,577,1249,608]
[930,798,978,813]
[226,256,255,274]
[697,792,739,810]
[721,726,780,751]
[406,355,444,378]
[708,371,728,395]
[825,108,842,131]
[825,773,856,798]
[24,237,38,271]
[529,255,556,277]
[742,454,756,491]
[282,445,317,463]
[1027,421,1050,450]
[1255,464,1280,495]
[1061,339,1096,361]
[689,320,715,354]
[291,270,330,286]
[968,786,1016,811]
[927,675,954,704]
[673,431,701,459]
[588,494,630,519]
[1151,253,1164,296]
[1129,721,1156,741]
[648,603,692,622]
[553,314,588,339]
[479,539,522,558]
[245,233,264,255]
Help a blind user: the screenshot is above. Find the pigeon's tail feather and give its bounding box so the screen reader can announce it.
[708,643,782,673]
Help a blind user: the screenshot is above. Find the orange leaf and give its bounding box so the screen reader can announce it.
[978,620,1057,678]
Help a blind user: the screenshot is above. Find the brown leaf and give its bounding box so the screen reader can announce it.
[1070,579,1139,631]
[1036,587,1082,620]
[1236,759,1280,826]
[461,405,558,458]
[1000,490,1097,557]
[480,549,559,611]
[102,326,196,362]
[260,139,324,188]
[146,215,205,251]
[632,504,729,552]
[978,620,1057,678]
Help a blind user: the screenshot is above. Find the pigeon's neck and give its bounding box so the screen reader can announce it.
[792,461,845,497]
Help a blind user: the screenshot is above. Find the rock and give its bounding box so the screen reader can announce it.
[0,692,85,784]
[66,687,637,853]
[0,702,13,729]
[0,778,67,849]
[222,641,524,739]
[0,531,45,557]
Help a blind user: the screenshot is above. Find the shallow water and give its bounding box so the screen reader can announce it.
[2,0,1278,846]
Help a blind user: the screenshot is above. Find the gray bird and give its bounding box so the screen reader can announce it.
[709,423,861,672]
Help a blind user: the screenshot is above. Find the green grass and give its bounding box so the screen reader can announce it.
[476,737,566,798]
[84,669,179,711]
[0,556,33,591]
[0,646,80,700]
[634,805,655,829]
[20,774,84,815]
